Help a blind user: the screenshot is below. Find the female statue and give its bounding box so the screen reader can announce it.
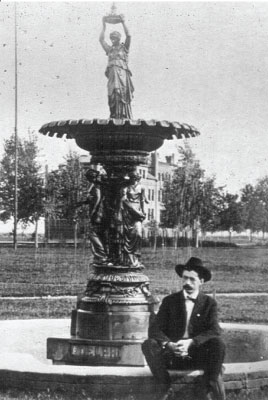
[78,169,111,265]
[119,172,148,267]
[99,14,134,119]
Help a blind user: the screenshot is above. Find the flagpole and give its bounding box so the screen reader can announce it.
[14,2,18,250]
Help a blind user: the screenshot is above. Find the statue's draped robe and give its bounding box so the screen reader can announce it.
[102,39,134,119]
[120,183,146,266]
[85,182,108,263]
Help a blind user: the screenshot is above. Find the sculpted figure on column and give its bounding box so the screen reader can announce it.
[80,169,111,265]
[118,172,148,267]
[99,14,134,119]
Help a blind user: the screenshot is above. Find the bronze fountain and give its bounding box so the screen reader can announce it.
[40,6,200,366]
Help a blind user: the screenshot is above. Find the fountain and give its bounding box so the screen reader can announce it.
[39,5,199,367]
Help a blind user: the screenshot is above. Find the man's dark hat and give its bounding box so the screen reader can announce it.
[175,257,211,282]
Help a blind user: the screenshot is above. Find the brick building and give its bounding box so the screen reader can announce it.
[139,152,176,224]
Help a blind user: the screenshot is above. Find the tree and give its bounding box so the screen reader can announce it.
[216,193,243,242]
[254,177,268,237]
[0,132,44,247]
[199,177,224,234]
[240,184,267,240]
[45,152,89,246]
[163,144,203,228]
[162,143,222,245]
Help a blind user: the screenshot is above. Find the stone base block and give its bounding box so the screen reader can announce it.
[47,337,146,366]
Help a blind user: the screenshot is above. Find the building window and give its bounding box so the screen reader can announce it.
[152,190,154,201]
[158,190,160,201]
[143,170,146,178]
[148,208,154,221]
[162,173,165,181]
[148,189,151,200]
[158,173,161,181]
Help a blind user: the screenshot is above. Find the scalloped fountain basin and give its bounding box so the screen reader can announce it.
[1,319,268,399]
[39,118,200,154]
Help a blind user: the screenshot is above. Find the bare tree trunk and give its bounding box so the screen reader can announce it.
[153,231,157,252]
[194,229,199,248]
[34,218,39,249]
[74,221,78,249]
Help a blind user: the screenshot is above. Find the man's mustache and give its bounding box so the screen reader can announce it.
[183,284,192,290]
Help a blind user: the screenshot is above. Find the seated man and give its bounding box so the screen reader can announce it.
[142,257,226,400]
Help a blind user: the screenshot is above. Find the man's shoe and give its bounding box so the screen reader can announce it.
[208,374,226,400]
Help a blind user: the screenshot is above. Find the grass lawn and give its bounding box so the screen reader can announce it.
[0,389,89,400]
[0,246,267,323]
[0,245,268,296]
[145,246,268,294]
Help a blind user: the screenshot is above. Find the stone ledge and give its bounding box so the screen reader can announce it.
[1,353,268,399]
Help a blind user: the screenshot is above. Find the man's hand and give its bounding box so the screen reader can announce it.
[176,339,193,355]
[166,339,193,356]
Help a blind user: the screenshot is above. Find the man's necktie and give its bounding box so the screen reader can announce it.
[186,296,196,303]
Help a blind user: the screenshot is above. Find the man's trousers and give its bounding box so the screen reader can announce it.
[142,337,225,386]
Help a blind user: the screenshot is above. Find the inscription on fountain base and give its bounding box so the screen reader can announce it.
[47,337,146,366]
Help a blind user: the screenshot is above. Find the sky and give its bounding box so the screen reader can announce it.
[1,1,268,195]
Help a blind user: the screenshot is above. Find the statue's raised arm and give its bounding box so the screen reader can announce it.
[120,14,131,51]
[99,12,134,119]
[99,18,110,54]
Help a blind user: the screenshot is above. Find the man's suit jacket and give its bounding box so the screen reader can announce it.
[149,291,222,346]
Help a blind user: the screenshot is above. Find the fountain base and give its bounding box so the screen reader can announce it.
[47,337,145,366]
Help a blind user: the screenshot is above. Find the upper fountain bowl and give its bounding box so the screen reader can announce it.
[39,118,200,168]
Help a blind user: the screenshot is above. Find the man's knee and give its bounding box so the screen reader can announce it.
[142,338,160,357]
[205,337,226,362]
[208,337,226,351]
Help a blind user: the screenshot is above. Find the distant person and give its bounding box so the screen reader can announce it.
[99,14,134,119]
[142,257,226,400]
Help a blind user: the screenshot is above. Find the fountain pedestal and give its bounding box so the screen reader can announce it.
[47,264,156,366]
